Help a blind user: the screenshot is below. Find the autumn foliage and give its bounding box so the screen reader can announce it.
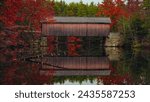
[0,0,54,29]
[97,0,129,29]
[98,75,132,85]
[0,0,54,47]
[67,36,81,56]
[127,0,141,14]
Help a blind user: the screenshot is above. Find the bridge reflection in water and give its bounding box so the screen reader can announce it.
[29,57,111,76]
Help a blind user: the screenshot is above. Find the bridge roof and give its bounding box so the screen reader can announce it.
[42,17,111,24]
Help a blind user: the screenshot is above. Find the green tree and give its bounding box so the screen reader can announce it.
[143,0,150,9]
[131,16,148,44]
[76,1,88,16]
[54,1,67,16]
[67,2,78,16]
[143,0,150,36]
[117,17,133,46]
[87,2,98,17]
[54,0,98,17]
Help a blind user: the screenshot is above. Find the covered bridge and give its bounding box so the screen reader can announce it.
[41,17,111,36]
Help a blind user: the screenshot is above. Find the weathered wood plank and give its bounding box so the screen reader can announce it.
[42,24,110,36]
[41,17,111,36]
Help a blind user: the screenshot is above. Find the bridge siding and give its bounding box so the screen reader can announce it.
[42,23,110,36]
[41,17,111,37]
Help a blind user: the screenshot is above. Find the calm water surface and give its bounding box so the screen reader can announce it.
[0,37,150,85]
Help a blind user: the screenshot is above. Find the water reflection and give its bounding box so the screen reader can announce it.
[0,37,150,85]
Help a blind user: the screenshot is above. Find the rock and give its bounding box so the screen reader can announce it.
[105,32,123,47]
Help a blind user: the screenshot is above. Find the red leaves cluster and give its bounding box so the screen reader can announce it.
[67,36,81,42]
[3,63,54,85]
[19,0,54,29]
[97,0,129,28]
[0,0,54,47]
[47,36,56,53]
[67,44,81,56]
[99,74,132,85]
[0,0,54,29]
[0,0,22,26]
[97,0,141,29]
[67,36,81,56]
[97,63,132,85]
[127,0,141,14]
[0,26,30,47]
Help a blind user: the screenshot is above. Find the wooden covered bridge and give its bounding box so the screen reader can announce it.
[40,16,111,52]
[41,17,111,37]
[36,17,112,76]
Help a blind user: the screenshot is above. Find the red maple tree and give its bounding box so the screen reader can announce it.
[97,0,129,29]
[127,0,141,15]
[0,0,54,47]
[0,0,54,29]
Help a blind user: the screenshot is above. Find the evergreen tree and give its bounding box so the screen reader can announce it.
[143,0,150,35]
[87,2,98,17]
[54,0,98,17]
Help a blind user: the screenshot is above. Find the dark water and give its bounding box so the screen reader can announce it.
[0,38,150,85]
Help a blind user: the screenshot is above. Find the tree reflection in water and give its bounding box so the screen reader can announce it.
[0,36,150,85]
[0,48,54,85]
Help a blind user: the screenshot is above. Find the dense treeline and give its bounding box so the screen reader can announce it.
[54,1,98,17]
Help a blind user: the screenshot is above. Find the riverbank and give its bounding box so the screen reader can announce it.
[105,32,150,48]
